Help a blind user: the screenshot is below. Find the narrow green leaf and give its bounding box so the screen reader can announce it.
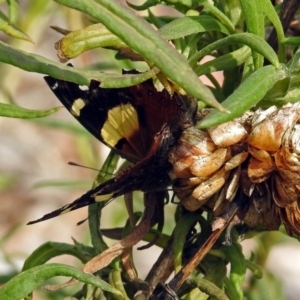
[186,278,229,300]
[199,0,235,33]
[0,41,158,88]
[0,11,33,42]
[223,0,242,27]
[223,243,246,300]
[239,0,264,38]
[195,46,251,76]
[127,0,159,11]
[259,75,290,106]
[283,37,300,46]
[173,213,204,273]
[165,0,193,7]
[261,0,285,42]
[239,0,264,69]
[109,269,128,300]
[185,287,209,300]
[89,150,120,253]
[188,33,279,68]
[261,0,285,62]
[0,263,123,300]
[273,88,300,106]
[7,0,19,24]
[93,149,120,187]
[22,242,93,271]
[223,277,240,300]
[158,16,231,40]
[54,0,223,110]
[199,64,289,128]
[0,103,61,119]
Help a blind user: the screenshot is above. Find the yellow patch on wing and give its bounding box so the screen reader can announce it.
[71,98,85,116]
[101,104,139,148]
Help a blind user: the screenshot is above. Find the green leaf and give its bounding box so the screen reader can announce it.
[0,103,61,119]
[239,0,265,69]
[188,33,279,68]
[185,287,209,300]
[196,0,236,33]
[222,0,242,27]
[0,263,123,300]
[0,11,33,42]
[173,213,204,273]
[7,0,19,24]
[258,75,290,106]
[54,0,223,110]
[273,88,300,106]
[223,277,240,300]
[195,46,251,76]
[158,16,231,40]
[261,0,285,62]
[283,37,300,46]
[261,0,285,42]
[109,269,128,300]
[0,41,159,88]
[127,0,159,11]
[199,64,290,128]
[22,242,94,271]
[287,47,300,74]
[223,243,246,300]
[88,150,120,253]
[185,278,229,300]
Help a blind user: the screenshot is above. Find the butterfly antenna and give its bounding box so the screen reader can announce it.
[77,216,90,226]
[68,161,114,175]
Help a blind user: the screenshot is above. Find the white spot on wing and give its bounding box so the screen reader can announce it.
[79,85,89,91]
[52,82,58,90]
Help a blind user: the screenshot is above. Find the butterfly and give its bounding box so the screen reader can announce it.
[28,69,197,224]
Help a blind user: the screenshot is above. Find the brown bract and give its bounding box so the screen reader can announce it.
[169,103,300,235]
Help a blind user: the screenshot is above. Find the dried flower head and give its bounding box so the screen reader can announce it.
[169,103,300,235]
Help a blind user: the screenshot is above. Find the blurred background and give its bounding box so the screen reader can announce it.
[0,1,300,299]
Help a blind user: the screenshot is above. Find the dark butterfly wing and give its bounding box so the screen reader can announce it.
[44,71,195,163]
